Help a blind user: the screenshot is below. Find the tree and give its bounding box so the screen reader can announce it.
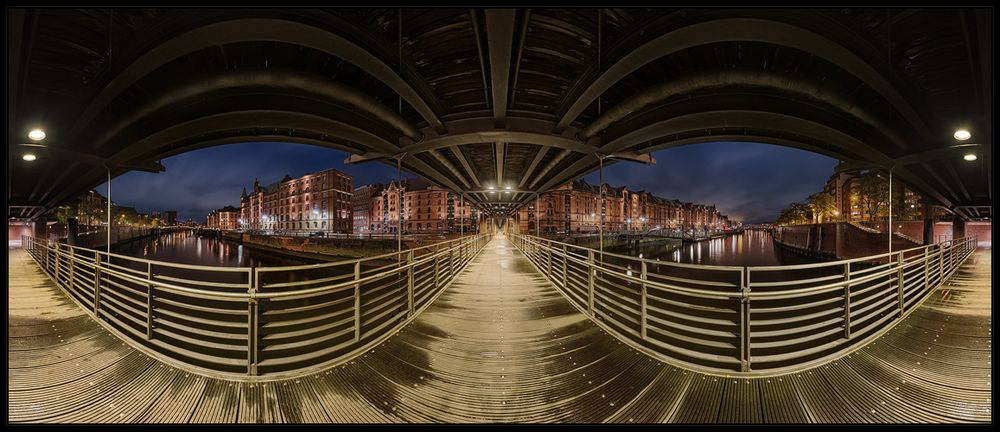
[855,171,888,221]
[807,192,837,223]
[55,205,76,224]
[775,202,811,225]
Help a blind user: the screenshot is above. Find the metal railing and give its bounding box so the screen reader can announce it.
[510,233,977,375]
[23,233,490,379]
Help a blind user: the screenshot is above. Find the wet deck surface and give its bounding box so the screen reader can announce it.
[8,240,992,423]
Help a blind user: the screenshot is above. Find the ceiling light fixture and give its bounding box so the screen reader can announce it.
[28,129,46,141]
[964,154,978,161]
[953,129,972,141]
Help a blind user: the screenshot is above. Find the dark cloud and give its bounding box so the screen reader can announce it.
[98,140,837,224]
[582,141,838,223]
[97,142,398,222]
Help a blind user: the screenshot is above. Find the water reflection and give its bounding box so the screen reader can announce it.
[605,230,816,266]
[112,230,316,268]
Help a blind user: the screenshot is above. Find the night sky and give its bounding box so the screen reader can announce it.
[96,141,838,224]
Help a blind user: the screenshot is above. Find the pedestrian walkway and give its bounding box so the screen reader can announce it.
[7,240,992,423]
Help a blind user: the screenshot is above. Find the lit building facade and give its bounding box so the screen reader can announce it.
[207,205,240,230]
[515,179,733,234]
[824,168,925,223]
[240,167,354,234]
[372,179,477,233]
[352,184,385,233]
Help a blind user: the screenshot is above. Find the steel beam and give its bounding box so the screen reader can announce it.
[450,145,482,188]
[485,9,516,127]
[402,130,597,155]
[495,141,506,187]
[518,145,550,189]
[553,18,930,141]
[508,9,532,109]
[66,18,445,143]
[469,9,492,109]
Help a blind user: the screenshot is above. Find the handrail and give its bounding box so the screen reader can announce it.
[21,233,491,380]
[509,232,977,376]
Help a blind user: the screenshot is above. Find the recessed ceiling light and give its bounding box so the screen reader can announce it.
[963,154,977,161]
[953,129,971,141]
[22,154,36,161]
[28,129,46,141]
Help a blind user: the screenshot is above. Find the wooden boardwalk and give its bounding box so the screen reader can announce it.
[7,239,992,423]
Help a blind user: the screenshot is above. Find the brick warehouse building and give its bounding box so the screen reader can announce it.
[515,179,733,234]
[372,178,478,234]
[207,205,240,230]
[352,183,386,234]
[240,167,353,234]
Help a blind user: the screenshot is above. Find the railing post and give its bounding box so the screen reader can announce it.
[146,262,154,340]
[354,261,361,342]
[561,244,568,288]
[640,261,648,340]
[247,268,258,376]
[68,247,75,290]
[54,243,61,283]
[434,245,441,290]
[740,267,751,372]
[923,247,930,295]
[587,250,595,316]
[93,253,101,316]
[407,250,415,316]
[938,244,944,283]
[547,243,552,276]
[843,262,851,339]
[450,245,456,280]
[897,251,905,316]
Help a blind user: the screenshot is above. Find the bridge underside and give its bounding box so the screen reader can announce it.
[8,9,992,220]
[8,240,991,423]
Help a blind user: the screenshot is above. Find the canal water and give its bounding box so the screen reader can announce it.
[109,230,377,289]
[604,229,816,266]
[111,229,318,268]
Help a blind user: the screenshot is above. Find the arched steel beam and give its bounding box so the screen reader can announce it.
[402,130,597,155]
[537,110,953,209]
[92,69,421,150]
[66,18,445,143]
[45,110,465,212]
[553,18,931,140]
[578,69,908,149]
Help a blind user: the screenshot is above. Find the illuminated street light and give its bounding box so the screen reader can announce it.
[22,154,36,161]
[953,129,972,141]
[28,129,46,141]
[964,154,978,161]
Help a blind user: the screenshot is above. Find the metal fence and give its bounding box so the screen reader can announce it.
[23,233,490,379]
[510,233,977,375]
